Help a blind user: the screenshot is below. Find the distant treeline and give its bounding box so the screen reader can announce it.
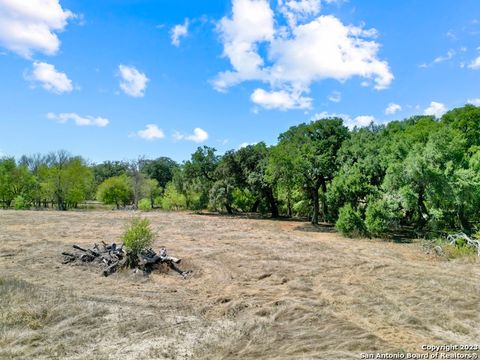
[1,104,480,237]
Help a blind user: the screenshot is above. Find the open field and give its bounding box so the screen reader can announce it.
[1,210,479,359]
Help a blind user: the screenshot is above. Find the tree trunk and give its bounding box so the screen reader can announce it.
[311,187,319,225]
[225,202,233,214]
[320,178,328,221]
[266,189,279,218]
[416,188,428,229]
[250,199,260,213]
[287,192,292,218]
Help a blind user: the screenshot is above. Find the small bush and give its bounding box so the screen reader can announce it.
[138,198,151,211]
[161,183,186,210]
[121,218,155,254]
[13,195,28,210]
[336,203,366,237]
[365,198,396,237]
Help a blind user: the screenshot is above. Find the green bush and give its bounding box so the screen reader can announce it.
[336,204,366,237]
[138,198,151,211]
[365,198,396,237]
[232,188,256,212]
[161,183,186,210]
[121,218,155,254]
[13,195,28,210]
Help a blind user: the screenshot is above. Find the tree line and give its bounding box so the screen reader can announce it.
[1,104,480,237]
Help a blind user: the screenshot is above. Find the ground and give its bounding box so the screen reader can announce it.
[0,210,479,360]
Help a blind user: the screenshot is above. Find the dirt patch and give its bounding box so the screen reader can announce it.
[0,210,479,359]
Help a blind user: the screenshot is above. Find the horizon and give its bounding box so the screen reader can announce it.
[1,0,480,163]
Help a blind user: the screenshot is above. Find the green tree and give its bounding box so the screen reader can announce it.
[96,175,132,209]
[275,118,349,224]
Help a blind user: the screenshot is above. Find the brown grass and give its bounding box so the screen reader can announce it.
[0,210,479,359]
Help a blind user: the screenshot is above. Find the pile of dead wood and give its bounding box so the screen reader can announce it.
[447,232,480,256]
[62,242,190,277]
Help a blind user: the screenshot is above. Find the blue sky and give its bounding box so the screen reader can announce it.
[1,0,480,163]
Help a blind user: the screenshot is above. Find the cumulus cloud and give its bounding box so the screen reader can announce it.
[251,88,312,110]
[279,0,321,28]
[468,56,480,70]
[467,98,480,106]
[312,111,376,129]
[173,128,209,143]
[354,115,375,126]
[171,18,189,47]
[213,0,393,110]
[118,65,149,97]
[424,101,447,118]
[327,90,341,103]
[47,112,109,127]
[385,102,401,115]
[135,124,165,140]
[0,0,75,58]
[25,61,73,94]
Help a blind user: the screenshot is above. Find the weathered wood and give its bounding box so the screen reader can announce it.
[62,243,189,277]
[447,232,480,256]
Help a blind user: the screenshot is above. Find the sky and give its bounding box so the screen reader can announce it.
[1,0,480,164]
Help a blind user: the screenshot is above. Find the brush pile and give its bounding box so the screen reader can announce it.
[62,242,190,277]
[447,232,480,256]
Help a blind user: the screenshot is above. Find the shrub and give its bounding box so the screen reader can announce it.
[336,203,366,237]
[138,198,151,211]
[365,198,396,237]
[161,183,186,210]
[121,218,155,254]
[13,195,28,210]
[232,188,256,212]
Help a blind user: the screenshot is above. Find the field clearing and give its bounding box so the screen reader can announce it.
[0,210,479,359]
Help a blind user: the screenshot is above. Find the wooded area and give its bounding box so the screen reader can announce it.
[2,104,480,238]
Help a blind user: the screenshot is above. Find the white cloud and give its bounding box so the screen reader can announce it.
[47,112,109,127]
[354,115,375,126]
[173,128,209,143]
[312,111,376,129]
[171,19,189,47]
[0,0,74,58]
[385,102,401,115]
[238,142,257,149]
[279,0,321,28]
[424,101,447,118]
[420,49,455,68]
[25,61,73,94]
[468,56,480,70]
[251,88,312,110]
[118,65,149,97]
[135,124,165,140]
[467,98,480,106]
[327,90,341,103]
[433,49,455,64]
[214,1,393,110]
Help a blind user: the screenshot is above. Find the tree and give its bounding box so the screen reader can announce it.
[183,146,220,208]
[275,118,349,224]
[42,152,93,210]
[0,158,36,208]
[92,161,129,187]
[236,143,279,217]
[141,157,178,188]
[96,175,132,209]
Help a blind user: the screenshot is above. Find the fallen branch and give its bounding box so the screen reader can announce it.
[62,243,191,277]
[447,232,480,256]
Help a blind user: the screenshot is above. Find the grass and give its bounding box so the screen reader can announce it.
[0,210,479,359]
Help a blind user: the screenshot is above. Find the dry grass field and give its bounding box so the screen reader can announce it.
[0,210,479,360]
